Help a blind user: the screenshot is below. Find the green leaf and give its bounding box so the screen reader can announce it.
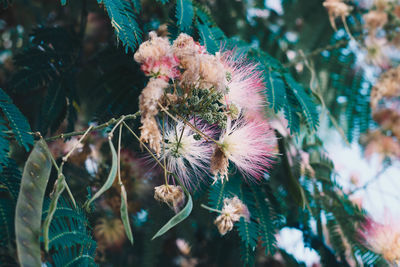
[100,0,142,52]
[85,138,118,209]
[15,139,52,267]
[0,118,10,171]
[120,185,134,244]
[265,70,287,113]
[152,192,193,240]
[283,73,319,131]
[197,23,225,54]
[152,174,193,240]
[0,88,33,151]
[250,185,277,256]
[176,0,194,31]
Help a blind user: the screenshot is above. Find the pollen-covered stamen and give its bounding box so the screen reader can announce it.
[211,117,275,182]
[159,120,214,189]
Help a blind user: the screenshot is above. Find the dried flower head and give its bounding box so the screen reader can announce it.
[211,117,275,182]
[214,196,250,235]
[360,217,400,263]
[198,53,227,91]
[139,78,169,156]
[159,120,214,188]
[154,184,186,213]
[323,0,353,31]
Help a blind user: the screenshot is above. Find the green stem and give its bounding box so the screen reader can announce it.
[45,112,140,141]
[200,204,222,214]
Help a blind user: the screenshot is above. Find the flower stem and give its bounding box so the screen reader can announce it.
[200,204,222,214]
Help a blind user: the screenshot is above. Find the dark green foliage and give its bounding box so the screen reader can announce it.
[0,159,21,251]
[43,198,97,267]
[8,27,80,135]
[99,0,142,52]
[176,0,194,31]
[251,185,277,256]
[0,88,33,162]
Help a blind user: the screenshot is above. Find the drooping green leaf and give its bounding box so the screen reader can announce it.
[152,192,192,240]
[15,139,52,267]
[121,185,134,244]
[85,138,118,209]
[152,174,193,239]
[176,0,194,31]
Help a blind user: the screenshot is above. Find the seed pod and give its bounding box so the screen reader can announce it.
[15,139,52,267]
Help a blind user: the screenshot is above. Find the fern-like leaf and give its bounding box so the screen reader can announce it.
[197,23,225,54]
[283,73,319,131]
[100,0,142,52]
[0,88,33,151]
[250,185,277,256]
[176,0,194,31]
[45,198,97,267]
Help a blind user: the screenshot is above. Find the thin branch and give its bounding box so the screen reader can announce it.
[283,39,349,68]
[349,163,390,195]
[45,111,140,141]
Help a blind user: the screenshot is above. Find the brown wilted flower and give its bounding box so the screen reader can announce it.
[198,53,227,91]
[214,196,250,235]
[154,184,186,213]
[210,145,229,182]
[138,78,169,156]
[323,0,353,31]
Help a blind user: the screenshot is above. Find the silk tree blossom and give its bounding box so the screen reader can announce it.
[221,51,265,117]
[159,120,214,188]
[360,217,400,264]
[211,117,275,182]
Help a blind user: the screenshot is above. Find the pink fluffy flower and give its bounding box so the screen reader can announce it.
[159,119,214,188]
[360,217,400,264]
[221,50,266,118]
[211,117,275,182]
